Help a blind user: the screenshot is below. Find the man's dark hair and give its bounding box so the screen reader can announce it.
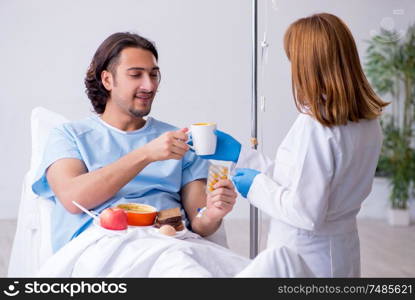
[85,32,158,114]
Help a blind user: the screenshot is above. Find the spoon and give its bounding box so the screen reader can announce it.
[72,201,99,221]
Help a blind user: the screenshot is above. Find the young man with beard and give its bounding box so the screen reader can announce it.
[32,32,237,253]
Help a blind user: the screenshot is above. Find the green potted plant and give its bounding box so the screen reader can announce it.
[365,24,415,226]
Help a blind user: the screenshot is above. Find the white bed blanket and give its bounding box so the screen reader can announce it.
[36,224,312,277]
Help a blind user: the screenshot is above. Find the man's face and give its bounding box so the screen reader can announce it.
[104,47,160,118]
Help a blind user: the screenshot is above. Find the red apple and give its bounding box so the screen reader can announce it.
[99,207,128,230]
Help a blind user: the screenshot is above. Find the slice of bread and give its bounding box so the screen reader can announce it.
[157,207,181,220]
[155,207,184,231]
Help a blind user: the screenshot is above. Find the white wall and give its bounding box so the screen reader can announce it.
[255,0,415,222]
[256,0,415,158]
[0,0,252,219]
[1,0,414,220]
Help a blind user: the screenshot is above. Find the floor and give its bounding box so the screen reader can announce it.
[224,218,415,277]
[1,218,414,277]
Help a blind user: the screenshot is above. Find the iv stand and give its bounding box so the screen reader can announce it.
[250,0,259,259]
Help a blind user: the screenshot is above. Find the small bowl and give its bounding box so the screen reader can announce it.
[116,203,157,226]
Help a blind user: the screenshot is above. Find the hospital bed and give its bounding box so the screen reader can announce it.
[8,107,228,277]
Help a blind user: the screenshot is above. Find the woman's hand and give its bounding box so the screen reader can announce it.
[189,130,241,163]
[232,168,261,198]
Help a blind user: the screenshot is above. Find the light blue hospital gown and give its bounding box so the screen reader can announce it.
[32,115,208,253]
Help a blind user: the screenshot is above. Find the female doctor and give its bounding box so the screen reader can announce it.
[198,13,388,277]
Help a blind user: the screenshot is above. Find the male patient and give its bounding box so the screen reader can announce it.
[32,32,237,253]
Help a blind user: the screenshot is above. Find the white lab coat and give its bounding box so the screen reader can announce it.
[235,113,383,277]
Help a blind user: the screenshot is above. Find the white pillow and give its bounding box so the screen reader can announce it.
[9,107,69,276]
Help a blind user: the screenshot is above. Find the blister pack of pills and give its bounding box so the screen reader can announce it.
[206,161,232,194]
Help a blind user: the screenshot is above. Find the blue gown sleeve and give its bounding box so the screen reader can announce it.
[181,152,209,187]
[32,125,82,199]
